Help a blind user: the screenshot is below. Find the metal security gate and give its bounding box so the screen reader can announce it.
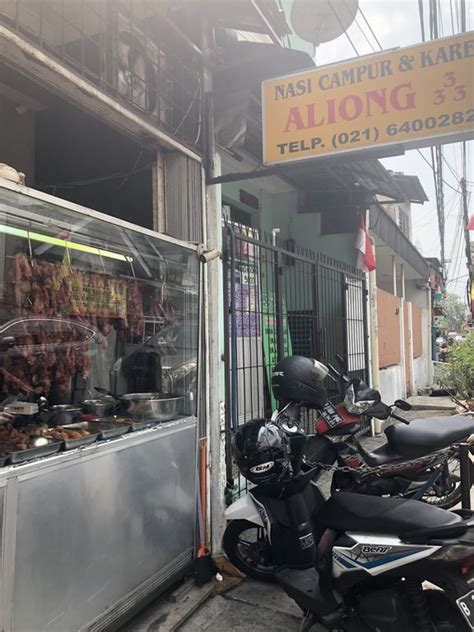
[222,223,369,493]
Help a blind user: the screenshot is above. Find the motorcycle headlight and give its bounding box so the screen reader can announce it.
[343,384,376,415]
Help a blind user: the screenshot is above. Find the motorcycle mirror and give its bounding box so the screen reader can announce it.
[367,402,392,419]
[394,399,412,411]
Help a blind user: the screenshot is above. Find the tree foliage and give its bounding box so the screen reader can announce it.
[441,333,474,404]
[441,293,468,332]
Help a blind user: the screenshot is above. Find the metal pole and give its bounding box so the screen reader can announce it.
[222,228,234,488]
[312,260,320,359]
[461,178,471,278]
[460,443,472,510]
[272,229,284,361]
[226,225,238,432]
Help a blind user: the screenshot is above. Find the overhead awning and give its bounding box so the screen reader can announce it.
[199,0,290,43]
[213,40,313,149]
[282,156,406,205]
[212,39,412,203]
[390,174,428,204]
[370,204,429,279]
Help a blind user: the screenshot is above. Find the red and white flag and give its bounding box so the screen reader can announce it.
[355,214,376,273]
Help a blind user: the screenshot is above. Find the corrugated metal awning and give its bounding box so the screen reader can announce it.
[391,174,429,203]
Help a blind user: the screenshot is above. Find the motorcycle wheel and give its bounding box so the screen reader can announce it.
[421,455,474,509]
[222,520,277,582]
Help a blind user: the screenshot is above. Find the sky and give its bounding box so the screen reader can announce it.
[284,0,473,299]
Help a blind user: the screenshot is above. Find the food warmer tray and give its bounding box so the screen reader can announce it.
[58,423,101,450]
[88,419,132,439]
[8,441,63,464]
[129,419,158,432]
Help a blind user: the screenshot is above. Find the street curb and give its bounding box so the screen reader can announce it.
[408,403,456,411]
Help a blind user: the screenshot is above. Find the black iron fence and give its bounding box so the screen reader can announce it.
[223,223,369,496]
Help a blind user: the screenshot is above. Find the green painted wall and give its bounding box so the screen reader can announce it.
[222,183,358,267]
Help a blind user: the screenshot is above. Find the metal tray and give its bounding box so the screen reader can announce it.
[0,455,8,467]
[8,441,62,464]
[129,419,157,432]
[88,419,132,439]
[57,423,100,450]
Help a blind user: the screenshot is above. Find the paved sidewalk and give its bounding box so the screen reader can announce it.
[180,580,303,632]
[407,395,456,412]
[122,407,469,632]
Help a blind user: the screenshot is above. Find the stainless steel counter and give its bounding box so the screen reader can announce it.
[0,418,198,632]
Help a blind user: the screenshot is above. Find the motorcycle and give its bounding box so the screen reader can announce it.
[223,355,474,583]
[307,356,474,508]
[224,417,474,631]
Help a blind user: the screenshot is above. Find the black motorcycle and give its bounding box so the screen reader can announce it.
[224,416,474,631]
[307,355,474,509]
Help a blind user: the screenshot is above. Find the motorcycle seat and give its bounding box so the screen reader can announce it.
[319,491,466,539]
[359,443,405,467]
[385,416,474,458]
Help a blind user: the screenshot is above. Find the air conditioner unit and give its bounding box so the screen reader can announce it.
[115,8,171,127]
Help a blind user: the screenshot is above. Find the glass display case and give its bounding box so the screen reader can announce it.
[0,185,199,431]
[0,180,200,632]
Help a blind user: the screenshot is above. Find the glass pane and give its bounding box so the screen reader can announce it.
[0,187,198,420]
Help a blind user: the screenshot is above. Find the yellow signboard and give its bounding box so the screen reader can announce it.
[262,32,474,165]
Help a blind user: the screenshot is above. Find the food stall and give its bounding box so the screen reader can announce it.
[0,178,200,631]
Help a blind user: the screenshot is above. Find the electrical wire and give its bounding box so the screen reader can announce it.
[117,147,144,191]
[418,0,427,41]
[357,0,472,280]
[328,0,360,56]
[43,164,152,190]
[416,149,461,193]
[448,198,465,284]
[449,0,456,33]
[455,0,462,31]
[354,15,377,52]
[357,6,383,50]
[446,274,469,285]
[173,81,200,136]
[442,153,462,181]
[415,187,460,229]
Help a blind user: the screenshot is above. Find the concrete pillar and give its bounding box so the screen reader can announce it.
[399,295,407,399]
[406,301,415,396]
[206,159,227,555]
[152,149,165,233]
[200,18,226,554]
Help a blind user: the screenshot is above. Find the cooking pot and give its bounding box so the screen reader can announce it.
[50,405,82,426]
[82,398,115,417]
[120,393,182,421]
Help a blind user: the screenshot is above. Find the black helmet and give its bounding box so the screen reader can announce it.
[233,419,290,485]
[271,356,328,409]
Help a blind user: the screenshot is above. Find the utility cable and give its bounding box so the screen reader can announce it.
[43,164,152,190]
[358,6,383,49]
[450,0,456,33]
[354,15,377,52]
[416,149,461,193]
[328,0,360,56]
[418,0,427,41]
